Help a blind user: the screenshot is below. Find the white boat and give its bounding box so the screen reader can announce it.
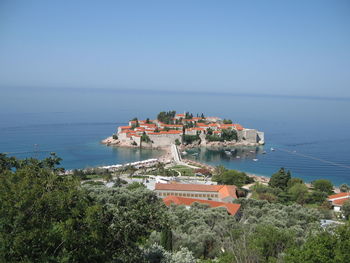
[270,147,275,151]
[236,156,241,159]
[262,151,267,154]
[253,159,258,161]
[225,151,232,155]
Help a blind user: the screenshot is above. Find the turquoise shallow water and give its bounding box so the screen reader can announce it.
[0,87,349,185]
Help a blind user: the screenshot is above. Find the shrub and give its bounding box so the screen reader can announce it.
[212,169,254,187]
[182,135,200,145]
[142,132,151,143]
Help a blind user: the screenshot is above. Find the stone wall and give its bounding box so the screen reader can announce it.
[148,133,182,147]
[242,129,258,143]
[257,131,265,144]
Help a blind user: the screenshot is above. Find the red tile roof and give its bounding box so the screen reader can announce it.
[328,192,350,200]
[162,124,183,128]
[120,126,132,129]
[220,124,234,128]
[148,130,182,135]
[234,124,244,131]
[163,196,241,215]
[155,183,237,199]
[333,198,350,206]
[196,123,209,127]
[141,123,157,127]
[176,114,185,117]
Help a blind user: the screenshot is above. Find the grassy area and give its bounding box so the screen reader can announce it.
[171,165,196,177]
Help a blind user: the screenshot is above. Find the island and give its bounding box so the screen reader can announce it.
[102,111,264,149]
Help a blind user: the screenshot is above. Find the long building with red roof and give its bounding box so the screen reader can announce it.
[155,183,237,202]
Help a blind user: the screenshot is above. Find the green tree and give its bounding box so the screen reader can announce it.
[0,155,167,263]
[285,223,350,263]
[175,139,181,146]
[142,132,152,143]
[249,224,296,262]
[221,128,237,141]
[288,183,309,205]
[157,111,176,124]
[160,225,173,251]
[341,200,350,220]
[182,135,200,145]
[223,119,233,124]
[212,169,253,187]
[339,183,350,193]
[206,128,213,135]
[306,190,328,205]
[312,179,334,194]
[214,165,227,177]
[0,153,18,172]
[287,177,304,188]
[269,168,291,190]
[0,157,104,262]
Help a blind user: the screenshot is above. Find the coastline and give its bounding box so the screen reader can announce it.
[101,136,261,148]
[101,136,270,183]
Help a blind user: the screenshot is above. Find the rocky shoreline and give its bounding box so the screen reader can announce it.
[101,136,260,149]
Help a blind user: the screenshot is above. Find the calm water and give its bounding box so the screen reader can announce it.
[0,87,349,185]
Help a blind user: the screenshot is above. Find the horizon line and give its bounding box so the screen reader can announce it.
[2,85,350,102]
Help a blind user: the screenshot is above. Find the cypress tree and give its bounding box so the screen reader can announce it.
[160,226,173,251]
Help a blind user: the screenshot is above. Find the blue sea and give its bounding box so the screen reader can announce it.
[1,87,349,185]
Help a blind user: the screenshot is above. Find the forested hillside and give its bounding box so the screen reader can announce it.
[0,154,349,262]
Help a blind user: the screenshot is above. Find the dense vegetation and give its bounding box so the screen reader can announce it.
[157,111,177,124]
[0,154,166,262]
[212,165,254,187]
[206,129,237,142]
[0,154,349,262]
[182,134,201,145]
[251,168,334,211]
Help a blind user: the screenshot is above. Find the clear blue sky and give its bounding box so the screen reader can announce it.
[1,0,349,97]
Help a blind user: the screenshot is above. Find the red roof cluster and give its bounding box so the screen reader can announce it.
[118,115,245,139]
